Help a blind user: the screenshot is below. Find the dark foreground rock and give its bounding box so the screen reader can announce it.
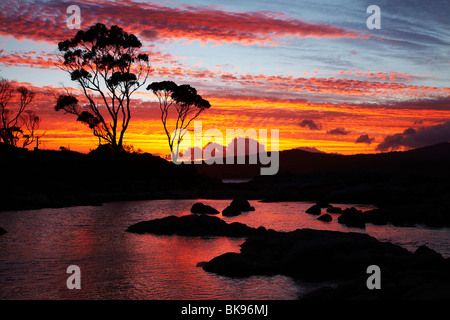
[222,198,255,217]
[202,228,450,299]
[326,206,342,213]
[0,227,6,235]
[190,203,220,215]
[222,206,242,217]
[317,214,332,222]
[305,204,321,215]
[125,214,267,237]
[334,201,450,229]
[337,207,365,228]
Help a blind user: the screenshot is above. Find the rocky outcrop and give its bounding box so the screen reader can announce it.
[222,198,255,217]
[190,202,220,215]
[337,207,365,228]
[326,206,342,213]
[201,228,450,299]
[317,214,332,222]
[125,214,267,237]
[305,204,321,215]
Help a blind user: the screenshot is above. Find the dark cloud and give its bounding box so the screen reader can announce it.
[140,29,159,41]
[376,120,450,151]
[355,134,375,144]
[298,119,321,130]
[327,127,350,135]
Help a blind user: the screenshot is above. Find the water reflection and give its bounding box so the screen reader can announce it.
[0,199,448,299]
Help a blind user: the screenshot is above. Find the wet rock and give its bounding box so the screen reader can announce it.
[317,214,332,222]
[229,198,255,212]
[222,206,242,217]
[337,207,366,228]
[222,198,255,216]
[190,202,220,215]
[326,206,342,214]
[305,204,321,215]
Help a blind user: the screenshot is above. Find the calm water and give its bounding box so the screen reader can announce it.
[0,199,449,300]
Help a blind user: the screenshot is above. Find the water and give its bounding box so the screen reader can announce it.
[0,199,448,300]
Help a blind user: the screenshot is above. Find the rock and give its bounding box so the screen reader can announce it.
[317,214,332,222]
[0,227,6,235]
[125,214,263,237]
[203,228,409,281]
[222,198,255,216]
[190,202,220,215]
[203,252,266,277]
[326,206,342,213]
[305,204,321,215]
[222,206,242,217]
[337,207,366,228]
[229,198,255,212]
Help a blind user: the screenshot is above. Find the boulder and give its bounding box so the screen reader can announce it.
[222,198,255,216]
[0,227,6,235]
[222,206,242,217]
[229,198,255,212]
[190,202,220,215]
[305,204,321,215]
[326,206,342,213]
[337,207,366,228]
[317,214,332,222]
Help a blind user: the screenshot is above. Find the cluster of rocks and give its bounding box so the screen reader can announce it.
[201,228,450,300]
[190,198,255,217]
[305,202,384,229]
[127,202,450,299]
[305,202,346,224]
[305,199,450,229]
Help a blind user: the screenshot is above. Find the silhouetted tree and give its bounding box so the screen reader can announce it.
[55,23,150,152]
[0,78,40,148]
[147,81,210,161]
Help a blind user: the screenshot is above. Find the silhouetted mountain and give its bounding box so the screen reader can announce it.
[195,142,450,178]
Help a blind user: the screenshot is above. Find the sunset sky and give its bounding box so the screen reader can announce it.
[0,0,449,157]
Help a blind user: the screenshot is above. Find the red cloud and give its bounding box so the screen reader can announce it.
[0,0,368,46]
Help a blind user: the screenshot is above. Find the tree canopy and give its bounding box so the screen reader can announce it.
[147,80,211,160]
[55,23,150,151]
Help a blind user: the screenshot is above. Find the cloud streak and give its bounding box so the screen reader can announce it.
[0,0,368,46]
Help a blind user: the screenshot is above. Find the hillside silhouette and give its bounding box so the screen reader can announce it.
[0,144,218,211]
[195,142,450,179]
[1,142,449,227]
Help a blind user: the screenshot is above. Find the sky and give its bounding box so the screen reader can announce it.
[0,0,449,157]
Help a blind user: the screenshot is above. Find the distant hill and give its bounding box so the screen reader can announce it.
[194,142,450,178]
